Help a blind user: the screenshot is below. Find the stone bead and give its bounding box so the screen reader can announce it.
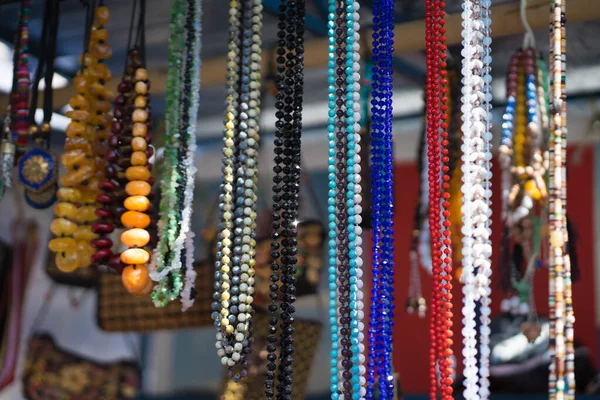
[64,137,91,153]
[60,149,88,170]
[134,95,147,108]
[76,241,94,268]
[91,28,107,43]
[53,202,78,219]
[65,121,86,138]
[92,222,114,234]
[48,237,77,253]
[121,248,150,264]
[57,188,82,203]
[134,81,148,95]
[59,165,94,187]
[130,151,147,166]
[121,211,151,229]
[65,110,89,121]
[121,228,150,248]
[90,237,113,249]
[132,109,148,123]
[73,76,88,94]
[74,206,98,223]
[125,166,150,181]
[55,252,79,272]
[91,43,112,60]
[69,94,90,111]
[89,82,110,100]
[132,123,147,137]
[126,181,151,196]
[134,68,148,81]
[91,63,111,81]
[132,278,153,297]
[50,218,78,236]
[131,137,147,152]
[121,264,150,295]
[124,195,150,212]
[94,100,112,114]
[73,225,98,241]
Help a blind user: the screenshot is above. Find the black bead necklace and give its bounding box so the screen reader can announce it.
[265,1,305,398]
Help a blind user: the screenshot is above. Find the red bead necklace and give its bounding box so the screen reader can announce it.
[426,1,454,399]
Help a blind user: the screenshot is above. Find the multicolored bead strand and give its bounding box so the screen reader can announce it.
[326,1,365,399]
[425,0,454,398]
[549,0,575,398]
[367,0,395,398]
[265,0,305,398]
[151,0,201,308]
[11,0,31,150]
[212,0,262,381]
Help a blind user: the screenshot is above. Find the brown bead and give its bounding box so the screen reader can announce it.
[108,135,119,149]
[132,109,148,123]
[118,82,132,94]
[131,137,147,151]
[132,123,147,137]
[92,248,113,263]
[134,81,148,95]
[73,76,88,94]
[69,94,90,111]
[96,129,110,141]
[95,100,112,113]
[115,94,126,105]
[111,120,123,134]
[95,207,113,219]
[92,222,114,234]
[99,180,116,191]
[134,96,147,108]
[97,193,114,205]
[91,63,112,82]
[91,28,108,43]
[65,110,89,121]
[91,237,113,249]
[94,6,110,26]
[66,121,86,138]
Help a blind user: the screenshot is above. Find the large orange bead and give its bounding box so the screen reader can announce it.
[76,241,94,268]
[56,252,79,272]
[57,188,82,203]
[121,248,150,265]
[75,206,99,223]
[65,121,86,138]
[121,264,150,295]
[48,237,77,253]
[132,278,153,297]
[132,109,148,123]
[130,151,147,166]
[95,6,110,25]
[121,211,151,229]
[50,218,78,236]
[69,94,90,111]
[73,225,98,241]
[65,110,90,121]
[131,137,147,152]
[121,228,151,248]
[125,181,151,196]
[54,202,78,219]
[59,165,94,187]
[126,166,150,182]
[132,123,147,137]
[124,195,150,212]
[60,149,87,170]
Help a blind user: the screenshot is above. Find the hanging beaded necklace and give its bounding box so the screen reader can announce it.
[326,1,365,398]
[264,0,304,398]
[212,0,262,381]
[367,0,395,398]
[425,0,454,398]
[0,0,31,197]
[151,0,201,309]
[459,0,493,398]
[548,0,574,398]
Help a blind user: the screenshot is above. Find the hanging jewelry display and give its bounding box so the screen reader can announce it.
[548,0,575,397]
[425,0,454,398]
[18,0,61,209]
[1,0,31,198]
[498,47,549,342]
[459,0,493,398]
[367,0,395,398]
[211,0,262,381]
[150,0,201,309]
[326,0,365,398]
[48,1,111,271]
[265,0,304,397]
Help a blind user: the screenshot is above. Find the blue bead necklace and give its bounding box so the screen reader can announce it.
[327,1,365,399]
[366,0,395,399]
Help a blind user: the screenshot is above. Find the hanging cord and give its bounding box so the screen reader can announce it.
[27,0,52,128]
[124,0,139,75]
[520,0,535,49]
[42,0,60,135]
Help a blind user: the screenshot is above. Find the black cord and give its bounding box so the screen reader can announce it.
[42,0,60,127]
[28,0,52,126]
[124,0,138,74]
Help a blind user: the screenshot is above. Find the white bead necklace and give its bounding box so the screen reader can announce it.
[460,0,493,399]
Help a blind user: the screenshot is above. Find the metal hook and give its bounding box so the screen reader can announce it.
[520,0,536,49]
